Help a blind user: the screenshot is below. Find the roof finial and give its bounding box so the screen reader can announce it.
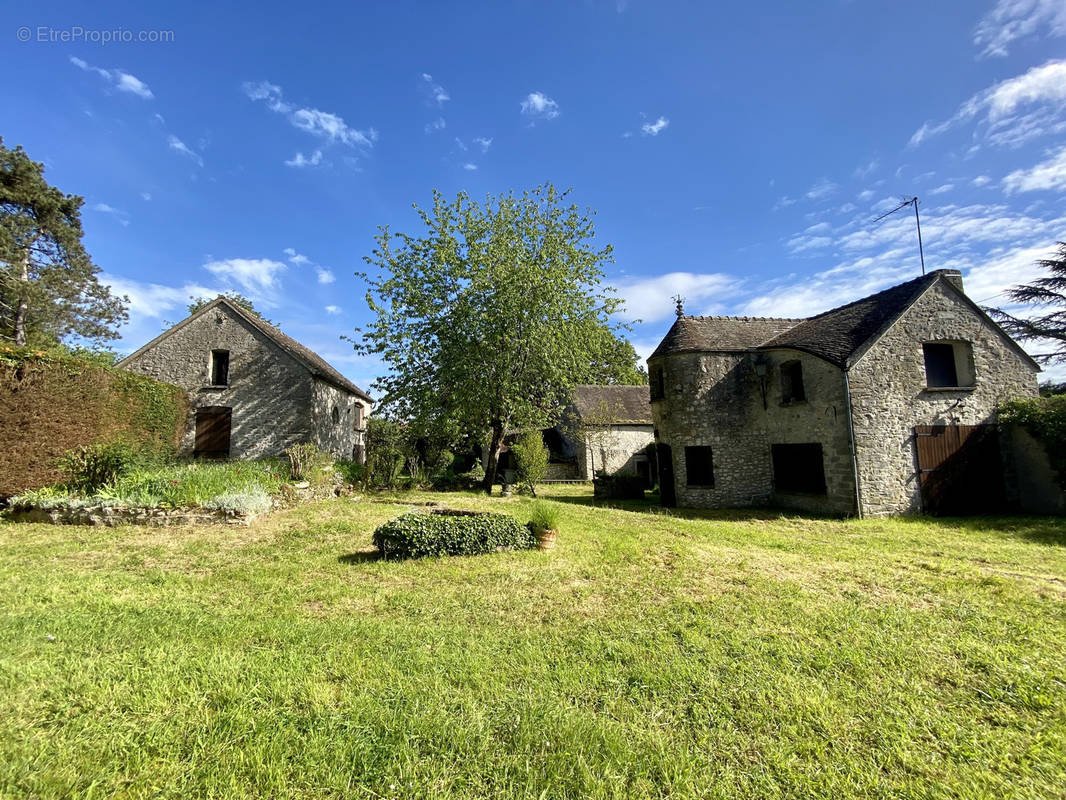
[673,294,685,317]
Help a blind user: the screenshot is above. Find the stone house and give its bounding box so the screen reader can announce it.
[648,269,1040,516]
[542,385,655,483]
[119,296,372,461]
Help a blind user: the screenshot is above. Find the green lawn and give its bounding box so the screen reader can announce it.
[2,487,1065,799]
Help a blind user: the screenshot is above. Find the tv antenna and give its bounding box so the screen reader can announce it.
[872,196,926,275]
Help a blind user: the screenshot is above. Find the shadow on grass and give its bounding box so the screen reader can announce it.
[893,514,1066,545]
[546,493,800,523]
[338,550,380,564]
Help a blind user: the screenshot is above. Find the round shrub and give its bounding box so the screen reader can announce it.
[372,511,535,559]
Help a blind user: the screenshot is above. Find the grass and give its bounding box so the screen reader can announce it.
[1,485,1065,799]
[10,460,288,512]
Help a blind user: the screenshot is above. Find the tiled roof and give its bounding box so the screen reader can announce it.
[572,384,651,423]
[648,270,996,369]
[649,316,801,359]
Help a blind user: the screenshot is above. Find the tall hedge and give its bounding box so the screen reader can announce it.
[1000,394,1066,490]
[0,346,187,498]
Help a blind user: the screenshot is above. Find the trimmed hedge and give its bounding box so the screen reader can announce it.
[1000,394,1066,489]
[372,511,535,559]
[0,346,187,498]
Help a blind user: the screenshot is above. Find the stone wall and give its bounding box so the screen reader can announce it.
[122,303,313,459]
[847,281,1039,516]
[311,377,369,460]
[577,424,654,480]
[6,504,258,527]
[650,350,856,514]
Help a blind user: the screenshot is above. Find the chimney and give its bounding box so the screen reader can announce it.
[938,269,964,294]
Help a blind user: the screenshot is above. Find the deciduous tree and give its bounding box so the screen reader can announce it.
[0,138,126,346]
[356,184,642,492]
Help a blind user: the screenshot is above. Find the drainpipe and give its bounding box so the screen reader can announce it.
[843,369,864,519]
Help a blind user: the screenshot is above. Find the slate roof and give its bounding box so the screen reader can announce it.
[649,316,801,359]
[572,384,652,424]
[119,296,372,402]
[649,269,1038,370]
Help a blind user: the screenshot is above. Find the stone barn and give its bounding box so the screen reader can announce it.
[119,296,372,461]
[648,269,1041,516]
[542,384,655,482]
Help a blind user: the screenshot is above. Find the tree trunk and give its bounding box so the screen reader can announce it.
[13,250,29,346]
[482,422,505,495]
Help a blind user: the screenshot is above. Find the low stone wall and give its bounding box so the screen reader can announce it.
[6,504,259,527]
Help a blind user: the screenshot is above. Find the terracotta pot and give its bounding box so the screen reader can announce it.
[534,528,558,551]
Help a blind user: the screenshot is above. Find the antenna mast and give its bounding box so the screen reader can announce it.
[872,196,926,275]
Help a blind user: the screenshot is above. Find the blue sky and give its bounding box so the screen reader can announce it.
[4,0,1066,389]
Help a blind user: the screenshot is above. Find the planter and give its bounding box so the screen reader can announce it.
[533,527,558,551]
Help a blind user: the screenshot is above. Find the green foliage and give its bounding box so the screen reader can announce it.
[986,241,1066,365]
[0,137,127,346]
[528,500,560,532]
[355,183,645,492]
[285,442,333,482]
[372,511,536,559]
[511,430,549,496]
[57,442,143,493]
[1000,395,1066,488]
[335,458,366,487]
[594,473,647,499]
[364,417,406,488]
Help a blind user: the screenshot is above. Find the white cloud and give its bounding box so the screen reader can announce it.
[520,92,560,120]
[930,183,955,195]
[974,0,1066,58]
[462,163,478,171]
[284,150,323,168]
[316,267,335,284]
[141,192,152,201]
[167,135,203,167]
[641,116,670,136]
[421,73,450,105]
[283,247,311,265]
[909,59,1066,149]
[474,136,493,152]
[616,272,739,323]
[203,258,285,297]
[102,274,216,320]
[244,81,377,150]
[325,305,342,315]
[971,175,992,187]
[91,203,130,226]
[283,247,334,283]
[853,159,879,178]
[858,189,877,202]
[454,137,468,151]
[805,178,838,201]
[425,117,446,134]
[1003,145,1066,193]
[70,56,153,99]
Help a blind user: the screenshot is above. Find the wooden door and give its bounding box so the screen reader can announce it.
[657,443,676,507]
[195,407,231,458]
[914,424,1005,515]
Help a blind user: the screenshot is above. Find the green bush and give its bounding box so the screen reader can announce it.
[57,442,140,493]
[511,431,549,496]
[372,511,536,559]
[335,458,366,487]
[365,418,406,488]
[1000,395,1066,488]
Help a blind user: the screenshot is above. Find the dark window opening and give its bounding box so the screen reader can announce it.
[780,360,806,403]
[922,343,958,387]
[331,405,340,424]
[650,366,665,401]
[771,443,827,495]
[684,446,715,487]
[210,350,230,386]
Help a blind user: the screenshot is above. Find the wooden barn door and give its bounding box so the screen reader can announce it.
[657,443,676,507]
[195,407,231,458]
[914,424,1005,515]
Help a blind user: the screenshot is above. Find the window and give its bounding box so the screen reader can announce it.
[922,341,975,388]
[650,365,665,401]
[684,446,715,487]
[210,350,229,386]
[771,443,827,495]
[353,404,364,429]
[780,360,806,403]
[331,405,340,425]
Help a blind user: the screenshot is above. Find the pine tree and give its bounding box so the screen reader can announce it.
[0,138,127,346]
[988,242,1066,366]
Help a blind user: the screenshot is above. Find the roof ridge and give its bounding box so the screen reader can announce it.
[683,314,805,322]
